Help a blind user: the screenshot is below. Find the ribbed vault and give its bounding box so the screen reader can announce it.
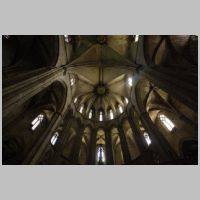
[68,43,135,121]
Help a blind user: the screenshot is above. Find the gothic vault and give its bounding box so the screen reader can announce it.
[2,35,198,165]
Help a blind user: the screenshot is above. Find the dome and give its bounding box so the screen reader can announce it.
[67,38,135,121]
[70,67,132,121]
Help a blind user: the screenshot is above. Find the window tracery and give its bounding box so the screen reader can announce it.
[51,132,59,145]
[143,132,151,146]
[79,105,84,113]
[31,114,44,131]
[109,109,114,120]
[134,35,139,42]
[159,114,175,131]
[88,110,93,119]
[99,111,103,121]
[97,145,105,163]
[128,77,133,86]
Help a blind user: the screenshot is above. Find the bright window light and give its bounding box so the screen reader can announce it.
[31,114,44,131]
[70,78,75,86]
[51,132,59,146]
[128,77,133,86]
[79,105,84,113]
[64,35,70,42]
[97,146,105,163]
[109,109,114,120]
[74,97,78,103]
[88,110,93,119]
[159,114,175,131]
[134,35,139,42]
[99,111,103,121]
[118,105,123,114]
[143,132,151,146]
[125,97,129,104]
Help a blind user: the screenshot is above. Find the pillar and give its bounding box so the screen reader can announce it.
[49,115,73,164]
[139,111,178,162]
[3,66,65,127]
[23,111,63,164]
[128,111,147,153]
[118,125,131,164]
[105,127,114,165]
[140,66,197,111]
[88,128,97,165]
[71,125,85,164]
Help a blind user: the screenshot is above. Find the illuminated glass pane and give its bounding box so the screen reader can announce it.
[135,35,139,42]
[70,78,75,86]
[31,114,44,131]
[118,105,123,114]
[143,132,151,146]
[99,111,103,121]
[97,146,105,163]
[109,110,114,120]
[51,132,59,146]
[74,97,78,103]
[79,105,84,113]
[125,97,129,104]
[159,114,175,131]
[89,110,92,119]
[64,35,70,42]
[128,77,133,86]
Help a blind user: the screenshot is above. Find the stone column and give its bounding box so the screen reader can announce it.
[23,111,63,164]
[128,112,147,153]
[139,111,178,162]
[71,125,85,164]
[117,125,131,164]
[88,128,97,165]
[49,115,73,164]
[3,66,65,127]
[140,66,197,111]
[105,127,114,165]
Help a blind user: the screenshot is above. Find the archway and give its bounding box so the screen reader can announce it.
[110,127,124,165]
[2,80,67,164]
[122,119,141,160]
[135,78,197,161]
[78,126,91,164]
[96,128,106,164]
